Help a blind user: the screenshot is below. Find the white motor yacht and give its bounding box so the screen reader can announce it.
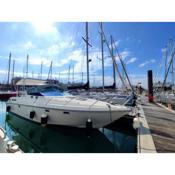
[6,94,131,128]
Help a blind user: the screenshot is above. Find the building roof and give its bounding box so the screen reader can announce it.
[16,78,48,86]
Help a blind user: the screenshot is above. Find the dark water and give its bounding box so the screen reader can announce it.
[0,101,137,153]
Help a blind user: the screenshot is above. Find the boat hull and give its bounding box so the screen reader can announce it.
[6,96,131,128]
[155,94,175,105]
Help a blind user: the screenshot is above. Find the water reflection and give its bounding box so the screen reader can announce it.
[6,113,115,153]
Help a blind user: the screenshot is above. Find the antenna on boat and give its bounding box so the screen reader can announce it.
[26,54,29,78]
[47,61,53,80]
[7,52,11,85]
[72,65,74,83]
[82,72,84,83]
[58,72,60,82]
[11,60,15,86]
[40,61,43,79]
[68,65,70,84]
[110,35,116,89]
[100,22,105,92]
[82,22,92,90]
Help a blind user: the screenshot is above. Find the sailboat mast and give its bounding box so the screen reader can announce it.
[50,61,52,80]
[162,47,175,89]
[26,54,29,78]
[47,61,52,80]
[164,45,168,83]
[86,22,90,89]
[82,22,92,89]
[122,62,126,85]
[12,60,15,83]
[40,61,43,79]
[110,35,116,88]
[100,22,105,92]
[100,28,127,91]
[68,65,70,84]
[59,72,60,82]
[73,65,74,83]
[7,52,11,85]
[172,55,174,86]
[82,72,84,83]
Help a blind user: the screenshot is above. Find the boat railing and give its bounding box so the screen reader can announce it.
[123,94,136,106]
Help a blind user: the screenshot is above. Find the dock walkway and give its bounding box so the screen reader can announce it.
[140,96,175,152]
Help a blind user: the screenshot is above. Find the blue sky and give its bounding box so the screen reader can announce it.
[0,22,174,88]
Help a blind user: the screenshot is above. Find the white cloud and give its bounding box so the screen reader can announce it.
[13,56,51,67]
[47,44,60,56]
[58,48,109,75]
[126,57,137,64]
[150,59,156,63]
[31,22,58,35]
[90,75,114,87]
[114,50,131,62]
[129,74,147,88]
[29,57,51,66]
[57,48,132,79]
[139,62,148,68]
[161,48,167,52]
[57,47,133,86]
[139,59,156,68]
[59,41,75,49]
[23,41,33,50]
[121,50,130,59]
[109,40,120,49]
[47,41,75,56]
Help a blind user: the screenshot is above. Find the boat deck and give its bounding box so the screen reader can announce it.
[140,96,175,152]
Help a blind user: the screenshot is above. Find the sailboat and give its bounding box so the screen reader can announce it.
[0,53,18,101]
[155,39,175,105]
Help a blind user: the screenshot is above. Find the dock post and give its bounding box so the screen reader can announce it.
[147,70,154,102]
[86,118,92,137]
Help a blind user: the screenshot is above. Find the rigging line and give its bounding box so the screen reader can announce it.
[112,38,134,93]
[166,40,174,83]
[154,48,164,85]
[162,45,175,89]
[98,23,128,91]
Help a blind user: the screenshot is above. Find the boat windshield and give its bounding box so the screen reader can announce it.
[27,86,69,96]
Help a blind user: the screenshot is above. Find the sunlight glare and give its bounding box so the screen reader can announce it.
[32,21,56,34]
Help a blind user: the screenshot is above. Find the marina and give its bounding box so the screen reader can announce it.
[2,91,175,153]
[1,2,175,175]
[0,22,175,153]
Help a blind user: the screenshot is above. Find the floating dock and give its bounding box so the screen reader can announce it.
[137,95,175,153]
[0,127,22,153]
